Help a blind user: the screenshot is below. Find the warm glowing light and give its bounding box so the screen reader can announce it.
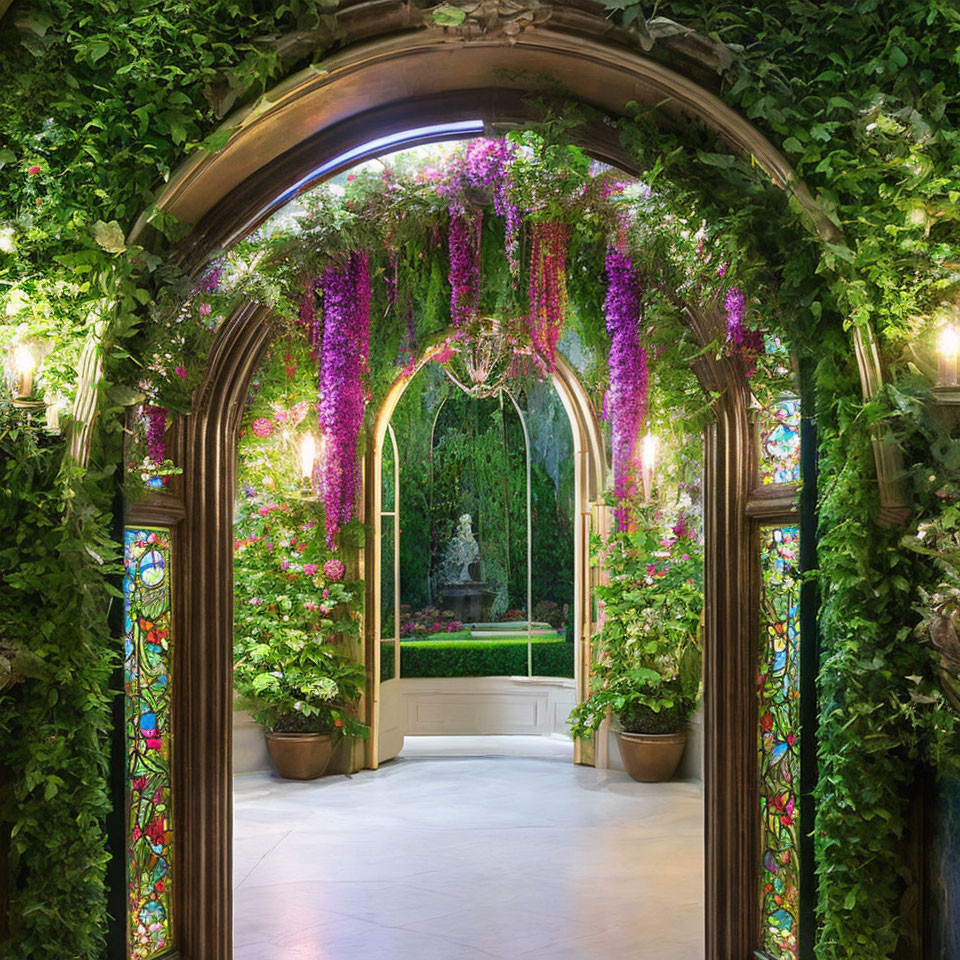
[640,432,658,502]
[939,325,960,360]
[641,432,659,471]
[938,324,960,387]
[299,433,316,479]
[11,344,37,377]
[7,342,40,398]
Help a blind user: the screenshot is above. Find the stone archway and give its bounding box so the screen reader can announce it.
[111,10,886,959]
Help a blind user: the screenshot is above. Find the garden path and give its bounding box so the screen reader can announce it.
[233,736,704,959]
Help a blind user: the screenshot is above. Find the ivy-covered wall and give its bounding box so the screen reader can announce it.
[0,3,958,959]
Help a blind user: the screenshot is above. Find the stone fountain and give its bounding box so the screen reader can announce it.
[437,514,497,622]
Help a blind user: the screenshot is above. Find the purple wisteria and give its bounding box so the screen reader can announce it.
[318,251,370,547]
[445,139,521,276]
[724,285,763,377]
[448,210,483,327]
[604,247,648,530]
[464,139,521,276]
[144,405,166,465]
[528,221,569,372]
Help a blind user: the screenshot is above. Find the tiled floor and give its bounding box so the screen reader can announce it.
[233,736,704,959]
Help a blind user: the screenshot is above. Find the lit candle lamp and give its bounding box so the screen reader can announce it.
[299,433,316,480]
[640,431,658,502]
[938,324,960,387]
[8,343,39,399]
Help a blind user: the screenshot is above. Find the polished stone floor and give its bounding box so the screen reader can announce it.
[233,736,704,959]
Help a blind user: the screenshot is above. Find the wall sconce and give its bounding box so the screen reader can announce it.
[640,431,658,502]
[933,321,960,405]
[6,342,41,403]
[299,433,316,480]
[938,324,960,386]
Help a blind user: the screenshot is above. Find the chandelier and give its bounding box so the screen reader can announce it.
[445,316,520,399]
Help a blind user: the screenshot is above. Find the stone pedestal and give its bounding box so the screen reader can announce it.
[437,581,497,622]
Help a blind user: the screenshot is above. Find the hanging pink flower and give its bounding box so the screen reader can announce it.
[251,417,273,438]
[459,139,521,275]
[724,285,763,377]
[318,251,370,546]
[604,247,648,530]
[174,365,187,381]
[448,209,482,327]
[143,405,166,466]
[528,221,569,372]
[323,558,345,581]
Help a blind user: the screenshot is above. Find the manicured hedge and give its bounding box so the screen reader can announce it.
[379,637,573,679]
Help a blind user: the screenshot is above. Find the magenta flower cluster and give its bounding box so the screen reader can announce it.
[444,139,522,276]
[528,221,569,372]
[318,251,370,547]
[462,139,521,275]
[604,247,648,530]
[448,210,483,327]
[202,265,223,291]
[144,405,166,465]
[724,285,763,377]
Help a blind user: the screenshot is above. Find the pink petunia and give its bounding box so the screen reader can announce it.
[251,417,273,438]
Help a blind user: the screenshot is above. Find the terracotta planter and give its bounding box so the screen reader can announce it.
[266,732,333,780]
[617,729,687,782]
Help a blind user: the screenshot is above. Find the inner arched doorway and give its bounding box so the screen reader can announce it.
[107,11,853,959]
[365,337,607,769]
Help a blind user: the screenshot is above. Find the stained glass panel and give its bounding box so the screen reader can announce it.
[759,398,801,485]
[124,527,174,959]
[759,524,801,959]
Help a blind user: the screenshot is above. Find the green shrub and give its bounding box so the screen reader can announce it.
[392,636,573,678]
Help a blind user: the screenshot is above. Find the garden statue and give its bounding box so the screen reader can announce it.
[442,513,482,583]
[437,513,496,622]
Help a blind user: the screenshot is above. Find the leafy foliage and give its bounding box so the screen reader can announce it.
[0,410,118,956]
[232,338,368,739]
[569,510,703,738]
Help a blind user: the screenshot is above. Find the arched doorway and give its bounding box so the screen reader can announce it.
[108,10,876,959]
[365,337,607,768]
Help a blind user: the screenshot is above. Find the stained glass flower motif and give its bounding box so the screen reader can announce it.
[124,528,175,959]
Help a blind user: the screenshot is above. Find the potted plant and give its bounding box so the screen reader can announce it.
[233,491,368,780]
[234,627,368,780]
[569,511,703,781]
